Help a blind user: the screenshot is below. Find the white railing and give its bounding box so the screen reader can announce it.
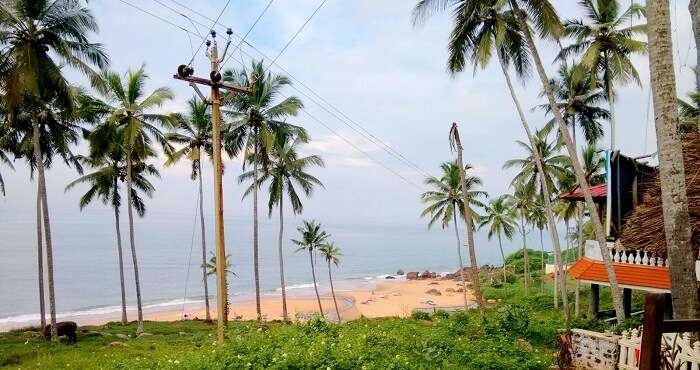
[617,329,700,369]
[583,240,667,267]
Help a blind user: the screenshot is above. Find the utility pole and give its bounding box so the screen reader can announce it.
[174,29,250,345]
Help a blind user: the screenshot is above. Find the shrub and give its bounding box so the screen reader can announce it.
[411,310,431,321]
[432,310,449,320]
[505,273,518,284]
[497,304,530,334]
[491,280,504,288]
[523,293,554,310]
[613,315,642,335]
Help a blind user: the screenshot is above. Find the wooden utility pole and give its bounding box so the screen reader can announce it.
[174,29,250,345]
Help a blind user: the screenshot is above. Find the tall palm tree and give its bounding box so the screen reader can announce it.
[558,0,647,152]
[413,0,568,319]
[165,98,214,322]
[239,127,324,322]
[421,161,486,310]
[0,0,108,338]
[83,66,176,335]
[223,60,305,321]
[292,220,330,318]
[527,199,547,291]
[679,92,700,134]
[65,147,159,325]
[510,182,534,296]
[318,242,343,322]
[479,195,517,281]
[0,140,13,196]
[203,252,236,278]
[501,0,625,322]
[647,0,700,319]
[536,63,609,146]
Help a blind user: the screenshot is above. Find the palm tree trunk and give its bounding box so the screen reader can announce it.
[497,233,507,282]
[509,0,624,323]
[36,181,46,330]
[498,53,568,320]
[575,204,582,317]
[690,0,700,92]
[539,228,545,292]
[253,130,262,322]
[605,66,617,152]
[450,124,484,314]
[113,173,127,325]
[198,160,211,322]
[278,194,288,321]
[309,249,324,317]
[32,113,57,340]
[327,261,341,322]
[520,212,529,296]
[648,0,700,319]
[453,211,470,310]
[125,154,145,335]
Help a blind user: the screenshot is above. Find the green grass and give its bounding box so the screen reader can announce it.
[2,278,635,369]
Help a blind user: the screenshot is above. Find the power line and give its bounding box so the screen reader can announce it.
[220,0,276,70]
[153,0,432,178]
[117,0,425,191]
[186,0,232,66]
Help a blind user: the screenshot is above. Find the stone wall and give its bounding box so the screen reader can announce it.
[570,329,620,370]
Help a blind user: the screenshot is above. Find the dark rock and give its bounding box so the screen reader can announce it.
[385,275,396,279]
[396,269,405,275]
[44,321,77,342]
[407,272,419,280]
[425,289,442,296]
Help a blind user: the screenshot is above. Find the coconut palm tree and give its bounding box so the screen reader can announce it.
[412,0,568,319]
[558,0,647,152]
[65,147,158,325]
[239,127,324,322]
[83,66,176,335]
[421,161,487,310]
[647,0,700,319]
[536,63,609,146]
[527,199,547,291]
[0,140,13,196]
[510,182,535,296]
[165,98,214,322]
[203,252,236,278]
[679,92,700,134]
[292,220,330,318]
[318,242,343,322]
[223,60,305,321]
[479,195,517,281]
[0,0,109,338]
[505,0,626,322]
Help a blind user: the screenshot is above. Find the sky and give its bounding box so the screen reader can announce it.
[1,0,697,265]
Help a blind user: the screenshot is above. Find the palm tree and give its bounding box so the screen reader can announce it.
[83,66,176,335]
[527,199,547,291]
[413,0,567,319]
[421,161,487,310]
[536,63,609,146]
[292,220,330,318]
[203,252,236,278]
[0,141,13,196]
[558,0,647,152]
[647,0,700,319]
[223,60,305,321]
[510,182,534,296]
[0,0,109,338]
[479,195,517,281]
[502,0,625,322]
[65,148,159,325]
[239,127,324,322]
[318,243,343,322]
[165,98,214,322]
[679,92,700,134]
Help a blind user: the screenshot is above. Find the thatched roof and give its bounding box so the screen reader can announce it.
[618,133,700,258]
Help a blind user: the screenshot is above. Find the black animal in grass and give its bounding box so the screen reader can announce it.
[43,321,78,342]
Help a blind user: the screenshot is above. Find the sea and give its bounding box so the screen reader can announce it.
[0,206,519,329]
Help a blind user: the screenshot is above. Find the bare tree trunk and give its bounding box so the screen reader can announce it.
[36,180,46,330]
[113,175,128,325]
[520,212,529,296]
[605,68,618,152]
[327,261,341,322]
[510,0,624,323]
[453,211,470,310]
[310,249,324,317]
[253,130,262,322]
[690,0,700,92]
[497,233,507,282]
[539,228,545,292]
[126,154,144,335]
[575,204,583,317]
[278,194,288,321]
[32,114,56,340]
[450,123,484,314]
[648,0,700,319]
[198,160,211,322]
[498,53,568,319]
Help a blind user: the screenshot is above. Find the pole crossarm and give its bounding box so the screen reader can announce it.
[173,74,251,94]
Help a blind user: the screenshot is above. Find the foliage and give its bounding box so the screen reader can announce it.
[496,304,530,334]
[506,248,545,274]
[420,161,487,228]
[410,310,431,321]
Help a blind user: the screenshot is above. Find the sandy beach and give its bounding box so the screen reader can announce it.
[0,278,475,331]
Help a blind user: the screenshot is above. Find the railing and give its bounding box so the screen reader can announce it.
[583,240,667,267]
[619,329,700,369]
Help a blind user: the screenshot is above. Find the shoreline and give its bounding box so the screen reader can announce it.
[0,278,474,332]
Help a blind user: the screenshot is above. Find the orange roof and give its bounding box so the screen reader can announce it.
[568,257,671,290]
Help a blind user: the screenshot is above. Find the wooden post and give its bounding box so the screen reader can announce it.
[639,294,665,370]
[623,288,632,318]
[588,284,599,318]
